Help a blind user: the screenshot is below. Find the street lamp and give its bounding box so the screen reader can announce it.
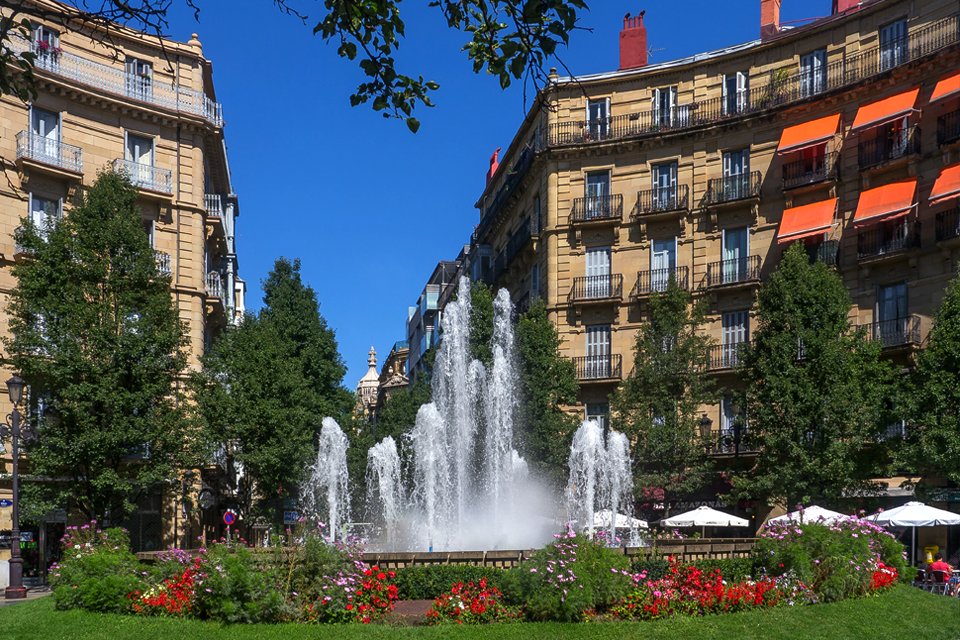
[2,374,28,599]
[699,413,713,451]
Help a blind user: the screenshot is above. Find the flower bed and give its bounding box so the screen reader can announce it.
[426,578,517,624]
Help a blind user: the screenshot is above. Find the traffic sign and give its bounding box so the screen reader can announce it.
[0,499,12,508]
[223,509,237,526]
[283,510,299,525]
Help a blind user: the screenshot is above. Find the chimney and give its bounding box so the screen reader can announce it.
[760,0,781,40]
[619,11,648,71]
[486,147,501,185]
[832,0,861,14]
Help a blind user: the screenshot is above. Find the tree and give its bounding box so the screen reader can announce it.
[5,171,193,523]
[515,299,579,488]
[734,243,892,509]
[1,0,587,131]
[469,281,494,366]
[610,281,715,517]
[195,258,350,520]
[899,275,960,483]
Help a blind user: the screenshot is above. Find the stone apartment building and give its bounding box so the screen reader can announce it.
[471,0,960,480]
[0,0,244,567]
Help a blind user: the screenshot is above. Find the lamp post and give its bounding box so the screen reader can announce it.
[2,374,27,599]
[699,414,713,451]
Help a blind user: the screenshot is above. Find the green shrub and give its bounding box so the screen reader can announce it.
[192,545,285,623]
[393,565,506,600]
[50,523,146,614]
[754,518,907,603]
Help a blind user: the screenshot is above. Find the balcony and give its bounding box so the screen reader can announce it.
[936,208,960,242]
[569,274,623,305]
[112,159,173,195]
[206,271,226,308]
[808,240,840,267]
[703,172,762,206]
[857,127,920,170]
[713,428,757,456]
[860,316,922,349]
[15,130,83,175]
[635,185,690,218]
[573,354,622,382]
[782,152,837,190]
[938,110,960,147]
[10,36,223,127]
[707,342,749,371]
[154,251,171,277]
[205,194,225,221]
[570,194,623,225]
[504,220,534,266]
[633,266,690,298]
[857,222,921,261]
[704,256,761,288]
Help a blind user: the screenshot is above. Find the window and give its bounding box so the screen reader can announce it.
[533,194,542,234]
[879,19,907,71]
[587,98,610,139]
[651,161,678,210]
[29,107,60,162]
[720,395,748,452]
[877,283,908,345]
[585,246,612,298]
[650,237,677,292]
[29,194,61,240]
[586,403,609,431]
[32,25,60,67]
[800,48,826,97]
[125,133,155,188]
[584,171,610,219]
[653,86,678,127]
[585,325,611,378]
[722,72,749,115]
[125,57,153,100]
[143,219,155,248]
[531,263,540,299]
[721,226,749,284]
[721,310,749,367]
[721,148,751,200]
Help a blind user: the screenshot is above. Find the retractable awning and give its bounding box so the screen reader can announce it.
[777,114,842,154]
[776,198,838,244]
[930,164,960,205]
[931,71,960,103]
[852,88,920,130]
[852,179,917,228]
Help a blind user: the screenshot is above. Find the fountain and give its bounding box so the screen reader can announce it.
[365,436,403,545]
[302,417,351,541]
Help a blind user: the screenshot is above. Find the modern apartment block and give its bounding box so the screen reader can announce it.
[0,0,243,563]
[471,0,960,462]
[406,256,464,381]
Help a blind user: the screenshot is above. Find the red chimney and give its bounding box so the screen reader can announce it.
[486,147,501,185]
[619,11,648,71]
[760,0,781,40]
[832,0,861,13]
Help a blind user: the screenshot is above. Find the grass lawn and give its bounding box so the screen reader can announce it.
[0,586,957,640]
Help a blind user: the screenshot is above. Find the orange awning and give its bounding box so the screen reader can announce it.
[778,114,842,154]
[853,179,917,228]
[852,88,920,130]
[930,164,960,205]
[777,198,838,244]
[931,71,960,103]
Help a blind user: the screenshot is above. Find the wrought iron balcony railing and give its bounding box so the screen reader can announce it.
[857,222,921,260]
[570,194,623,224]
[15,130,83,174]
[809,239,840,267]
[154,251,171,277]
[569,274,623,302]
[857,126,921,170]
[505,219,534,265]
[936,208,960,242]
[633,266,690,297]
[782,151,837,190]
[859,315,922,348]
[573,354,622,381]
[705,256,761,288]
[704,172,762,205]
[707,342,749,370]
[636,185,690,216]
[112,159,173,194]
[938,109,960,146]
[10,36,223,127]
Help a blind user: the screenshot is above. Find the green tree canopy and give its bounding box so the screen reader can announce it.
[610,281,715,516]
[734,243,892,509]
[469,281,495,366]
[5,171,192,522]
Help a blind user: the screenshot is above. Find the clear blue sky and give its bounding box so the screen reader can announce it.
[162,0,831,386]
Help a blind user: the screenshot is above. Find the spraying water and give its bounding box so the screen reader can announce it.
[302,417,351,541]
[366,436,403,545]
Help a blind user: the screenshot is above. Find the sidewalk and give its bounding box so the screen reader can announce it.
[0,586,51,607]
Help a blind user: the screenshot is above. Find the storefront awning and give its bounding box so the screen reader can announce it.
[776,198,837,244]
[930,164,960,206]
[851,88,920,130]
[852,179,917,228]
[931,71,960,103]
[777,114,842,154]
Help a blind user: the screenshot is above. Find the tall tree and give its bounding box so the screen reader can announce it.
[899,275,960,483]
[515,299,579,488]
[1,1,587,130]
[469,281,495,366]
[5,171,192,523]
[734,243,892,509]
[610,281,715,517]
[195,258,350,519]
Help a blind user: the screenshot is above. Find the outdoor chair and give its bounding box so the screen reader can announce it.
[913,569,926,589]
[931,570,950,595]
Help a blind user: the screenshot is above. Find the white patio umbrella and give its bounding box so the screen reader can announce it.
[660,505,749,538]
[768,505,846,526]
[871,501,960,565]
[593,509,649,529]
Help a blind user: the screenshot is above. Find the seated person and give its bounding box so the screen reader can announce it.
[930,552,953,574]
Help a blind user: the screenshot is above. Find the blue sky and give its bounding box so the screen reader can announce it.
[163,0,831,385]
